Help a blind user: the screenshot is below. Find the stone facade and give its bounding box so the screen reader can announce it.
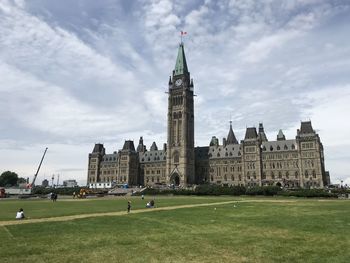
[87,43,330,188]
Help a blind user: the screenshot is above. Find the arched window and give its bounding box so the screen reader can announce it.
[173,151,179,163]
[305,170,308,177]
[291,144,295,150]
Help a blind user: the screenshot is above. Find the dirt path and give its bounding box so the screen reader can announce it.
[0,199,298,227]
[0,201,236,226]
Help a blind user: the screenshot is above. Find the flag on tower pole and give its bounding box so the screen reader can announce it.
[180,31,187,43]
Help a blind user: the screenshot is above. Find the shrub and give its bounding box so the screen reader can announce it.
[278,189,337,198]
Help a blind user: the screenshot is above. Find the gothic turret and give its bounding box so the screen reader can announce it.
[150,142,158,151]
[300,121,315,134]
[244,127,258,140]
[122,140,135,152]
[226,122,238,144]
[277,129,286,141]
[137,136,145,152]
[258,123,268,142]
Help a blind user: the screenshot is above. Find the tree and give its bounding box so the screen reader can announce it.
[0,171,19,187]
[17,177,27,184]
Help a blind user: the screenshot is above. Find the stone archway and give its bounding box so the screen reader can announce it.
[170,173,180,186]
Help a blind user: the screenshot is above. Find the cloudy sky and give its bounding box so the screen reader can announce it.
[0,0,349,186]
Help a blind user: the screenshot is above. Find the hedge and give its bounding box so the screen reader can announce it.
[142,185,338,198]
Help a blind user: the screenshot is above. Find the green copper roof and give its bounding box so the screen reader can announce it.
[174,43,188,76]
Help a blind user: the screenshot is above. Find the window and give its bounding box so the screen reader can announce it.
[173,151,179,163]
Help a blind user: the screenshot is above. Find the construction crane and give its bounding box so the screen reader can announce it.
[30,147,48,188]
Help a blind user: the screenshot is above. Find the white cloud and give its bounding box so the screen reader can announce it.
[239,30,300,63]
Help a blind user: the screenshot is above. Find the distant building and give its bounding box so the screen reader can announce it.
[42,179,49,187]
[63,179,78,188]
[87,43,330,189]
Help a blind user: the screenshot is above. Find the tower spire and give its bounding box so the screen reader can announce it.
[174,43,188,76]
[226,122,238,145]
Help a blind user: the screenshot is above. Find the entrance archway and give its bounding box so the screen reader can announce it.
[171,173,180,186]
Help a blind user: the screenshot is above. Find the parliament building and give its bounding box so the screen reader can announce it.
[87,44,330,189]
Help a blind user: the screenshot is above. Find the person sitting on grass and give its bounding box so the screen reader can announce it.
[146,199,155,208]
[15,208,25,220]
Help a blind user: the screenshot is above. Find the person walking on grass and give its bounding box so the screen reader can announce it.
[127,201,131,213]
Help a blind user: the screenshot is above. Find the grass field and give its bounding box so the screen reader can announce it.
[0,196,349,263]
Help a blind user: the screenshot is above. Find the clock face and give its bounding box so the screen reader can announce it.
[175,79,182,86]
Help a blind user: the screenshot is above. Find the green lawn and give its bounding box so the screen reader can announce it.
[0,196,349,263]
